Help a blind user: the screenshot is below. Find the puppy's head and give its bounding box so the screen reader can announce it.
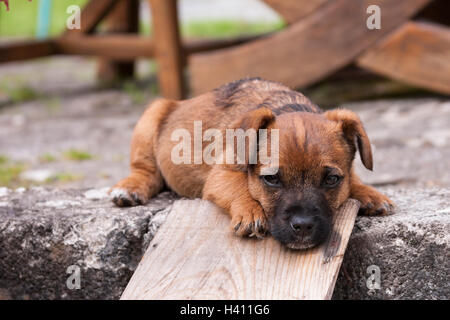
[232,108,372,249]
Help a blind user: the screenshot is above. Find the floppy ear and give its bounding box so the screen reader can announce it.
[324,109,373,170]
[225,107,275,171]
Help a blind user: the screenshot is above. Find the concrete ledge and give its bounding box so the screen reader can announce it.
[0,187,448,299]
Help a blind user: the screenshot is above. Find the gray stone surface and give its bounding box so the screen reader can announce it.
[0,187,177,299]
[0,186,448,300]
[333,187,449,300]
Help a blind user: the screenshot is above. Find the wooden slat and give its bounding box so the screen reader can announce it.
[64,0,119,36]
[56,36,154,60]
[0,40,56,63]
[121,199,359,300]
[98,0,140,81]
[150,0,185,99]
[262,0,329,23]
[52,35,261,61]
[189,0,431,95]
[357,21,450,95]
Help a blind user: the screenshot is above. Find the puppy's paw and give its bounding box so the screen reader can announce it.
[110,178,149,207]
[230,203,268,238]
[352,185,395,216]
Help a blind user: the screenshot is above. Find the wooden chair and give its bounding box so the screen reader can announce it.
[0,0,449,99]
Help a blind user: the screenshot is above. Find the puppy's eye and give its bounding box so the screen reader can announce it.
[323,174,342,187]
[261,174,282,187]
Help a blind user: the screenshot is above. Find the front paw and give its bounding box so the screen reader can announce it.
[353,185,395,216]
[230,203,268,238]
[110,178,149,207]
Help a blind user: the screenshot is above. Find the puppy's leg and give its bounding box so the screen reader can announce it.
[350,169,395,215]
[203,167,268,238]
[111,99,176,207]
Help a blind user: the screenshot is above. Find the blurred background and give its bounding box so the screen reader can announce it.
[0,0,449,192]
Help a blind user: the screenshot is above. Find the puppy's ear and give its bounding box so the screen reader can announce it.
[324,109,373,170]
[236,107,275,132]
[226,108,275,171]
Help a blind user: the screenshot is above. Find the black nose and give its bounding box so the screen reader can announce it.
[290,215,316,235]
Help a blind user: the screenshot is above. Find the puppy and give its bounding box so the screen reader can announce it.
[111,78,394,250]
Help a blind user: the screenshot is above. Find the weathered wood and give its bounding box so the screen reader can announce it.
[0,40,56,63]
[121,199,359,300]
[358,21,450,95]
[150,0,185,99]
[97,0,140,81]
[189,0,431,95]
[262,0,329,23]
[64,0,118,36]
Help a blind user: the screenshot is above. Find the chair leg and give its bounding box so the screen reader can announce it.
[149,0,185,99]
[97,0,139,83]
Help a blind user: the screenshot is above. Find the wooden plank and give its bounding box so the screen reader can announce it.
[0,40,55,63]
[121,199,359,300]
[56,35,154,60]
[149,0,185,100]
[97,0,140,81]
[189,0,431,95]
[64,0,118,36]
[357,21,450,95]
[262,0,329,24]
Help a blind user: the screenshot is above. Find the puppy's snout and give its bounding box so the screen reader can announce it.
[289,215,316,236]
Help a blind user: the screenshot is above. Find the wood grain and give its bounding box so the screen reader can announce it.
[150,0,185,99]
[189,0,431,95]
[357,21,450,95]
[121,199,359,300]
[262,0,329,24]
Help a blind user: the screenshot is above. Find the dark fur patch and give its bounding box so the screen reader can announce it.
[272,104,313,116]
[214,77,263,108]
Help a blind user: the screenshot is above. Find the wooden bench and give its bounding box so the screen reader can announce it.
[1,0,449,99]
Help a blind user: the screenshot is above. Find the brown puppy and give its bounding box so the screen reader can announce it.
[111,78,394,249]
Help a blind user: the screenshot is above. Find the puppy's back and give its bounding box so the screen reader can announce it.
[214,77,321,115]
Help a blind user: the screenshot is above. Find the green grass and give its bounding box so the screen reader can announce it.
[0,80,39,103]
[181,20,285,38]
[0,0,88,37]
[1,1,284,39]
[63,149,93,161]
[39,153,56,163]
[0,155,8,165]
[0,156,24,187]
[45,172,81,184]
[123,81,146,104]
[139,20,285,38]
